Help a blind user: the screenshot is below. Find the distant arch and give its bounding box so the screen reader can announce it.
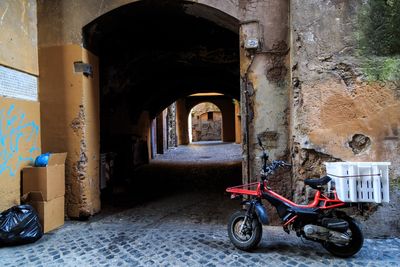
[189,102,223,142]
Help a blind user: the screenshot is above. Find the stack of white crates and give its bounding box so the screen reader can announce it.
[324,162,390,203]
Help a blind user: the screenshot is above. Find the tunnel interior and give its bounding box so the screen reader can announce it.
[83,1,242,206]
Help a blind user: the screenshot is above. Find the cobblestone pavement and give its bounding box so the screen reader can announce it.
[1,192,399,267]
[153,141,242,163]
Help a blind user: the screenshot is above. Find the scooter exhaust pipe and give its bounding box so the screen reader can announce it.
[304,224,350,245]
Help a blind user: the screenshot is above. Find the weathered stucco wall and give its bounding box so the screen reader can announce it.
[291,0,400,236]
[39,45,100,218]
[0,0,38,75]
[0,0,41,212]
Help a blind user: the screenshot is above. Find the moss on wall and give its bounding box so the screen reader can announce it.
[361,57,400,81]
[358,0,400,81]
[358,0,400,56]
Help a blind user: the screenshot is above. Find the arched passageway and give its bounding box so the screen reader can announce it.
[83,1,242,206]
[177,94,240,145]
[189,102,222,142]
[37,0,291,219]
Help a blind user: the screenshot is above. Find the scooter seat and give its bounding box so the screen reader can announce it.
[304,176,331,189]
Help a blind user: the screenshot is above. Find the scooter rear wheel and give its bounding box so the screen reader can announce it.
[322,217,364,258]
[228,210,262,251]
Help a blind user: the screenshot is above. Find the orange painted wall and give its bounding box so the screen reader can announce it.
[39,44,100,217]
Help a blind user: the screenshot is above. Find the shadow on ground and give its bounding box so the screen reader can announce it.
[99,160,242,221]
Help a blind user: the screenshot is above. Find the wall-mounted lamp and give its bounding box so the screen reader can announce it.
[240,20,262,51]
[245,38,260,50]
[74,61,93,77]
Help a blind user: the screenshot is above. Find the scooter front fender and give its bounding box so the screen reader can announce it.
[255,202,269,225]
[240,200,269,225]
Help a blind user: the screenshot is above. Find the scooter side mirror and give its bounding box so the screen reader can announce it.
[260,152,267,160]
[257,137,263,149]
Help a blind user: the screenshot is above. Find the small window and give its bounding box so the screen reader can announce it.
[207,112,213,121]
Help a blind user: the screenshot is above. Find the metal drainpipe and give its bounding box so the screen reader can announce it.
[244,80,251,185]
[243,55,255,185]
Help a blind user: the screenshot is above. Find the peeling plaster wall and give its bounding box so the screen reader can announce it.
[215,0,290,225]
[291,0,400,236]
[239,0,290,213]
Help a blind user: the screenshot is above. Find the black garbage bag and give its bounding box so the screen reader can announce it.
[0,205,43,246]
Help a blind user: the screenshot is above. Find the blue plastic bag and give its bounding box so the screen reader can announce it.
[34,153,51,167]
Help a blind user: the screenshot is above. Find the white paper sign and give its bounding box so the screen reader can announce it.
[0,65,38,101]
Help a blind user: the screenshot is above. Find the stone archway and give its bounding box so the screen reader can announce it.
[38,0,290,218]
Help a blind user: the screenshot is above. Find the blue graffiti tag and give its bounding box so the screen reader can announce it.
[0,104,40,176]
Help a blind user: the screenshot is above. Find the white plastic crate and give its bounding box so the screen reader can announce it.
[324,162,391,203]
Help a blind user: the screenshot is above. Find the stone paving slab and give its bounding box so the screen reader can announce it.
[1,193,399,267]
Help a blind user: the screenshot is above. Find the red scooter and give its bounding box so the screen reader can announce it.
[226,138,363,257]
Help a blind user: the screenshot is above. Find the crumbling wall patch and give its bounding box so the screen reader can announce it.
[349,133,371,154]
[70,104,85,135]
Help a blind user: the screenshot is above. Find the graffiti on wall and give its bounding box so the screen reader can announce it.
[0,104,39,176]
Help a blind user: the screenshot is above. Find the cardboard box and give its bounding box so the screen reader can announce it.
[27,193,64,233]
[22,153,67,201]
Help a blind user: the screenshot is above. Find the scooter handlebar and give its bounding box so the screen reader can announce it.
[272,160,291,168]
[262,160,291,176]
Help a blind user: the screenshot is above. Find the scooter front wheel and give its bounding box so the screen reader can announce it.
[228,210,262,251]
